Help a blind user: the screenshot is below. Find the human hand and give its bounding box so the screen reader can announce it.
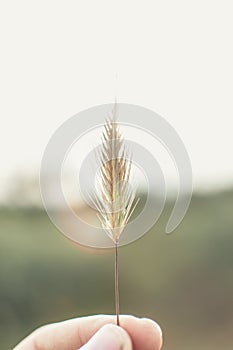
[13,314,162,350]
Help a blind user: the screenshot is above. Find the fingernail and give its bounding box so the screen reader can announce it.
[81,324,132,350]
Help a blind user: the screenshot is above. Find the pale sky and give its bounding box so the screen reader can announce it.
[0,1,233,202]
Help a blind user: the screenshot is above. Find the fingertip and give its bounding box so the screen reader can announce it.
[106,324,133,350]
[115,315,162,350]
[81,324,132,350]
[140,318,163,349]
[140,318,163,337]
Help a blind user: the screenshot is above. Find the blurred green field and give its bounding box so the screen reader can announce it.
[0,190,233,349]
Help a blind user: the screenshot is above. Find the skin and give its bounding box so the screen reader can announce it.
[13,315,163,350]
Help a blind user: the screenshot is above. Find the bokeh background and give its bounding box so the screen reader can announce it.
[1,1,233,350]
[1,191,233,350]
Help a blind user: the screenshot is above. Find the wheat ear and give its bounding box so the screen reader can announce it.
[92,103,139,325]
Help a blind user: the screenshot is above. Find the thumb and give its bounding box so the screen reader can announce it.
[80,324,132,350]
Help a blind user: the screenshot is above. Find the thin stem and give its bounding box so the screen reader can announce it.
[115,240,120,326]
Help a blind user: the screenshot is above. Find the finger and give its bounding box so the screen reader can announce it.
[120,316,162,350]
[13,314,162,350]
[80,324,132,350]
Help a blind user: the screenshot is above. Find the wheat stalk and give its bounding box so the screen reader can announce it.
[92,103,139,325]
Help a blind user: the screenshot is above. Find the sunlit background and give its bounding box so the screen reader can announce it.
[0,1,233,349]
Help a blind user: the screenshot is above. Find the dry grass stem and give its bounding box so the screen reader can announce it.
[93,103,139,244]
[91,103,139,326]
